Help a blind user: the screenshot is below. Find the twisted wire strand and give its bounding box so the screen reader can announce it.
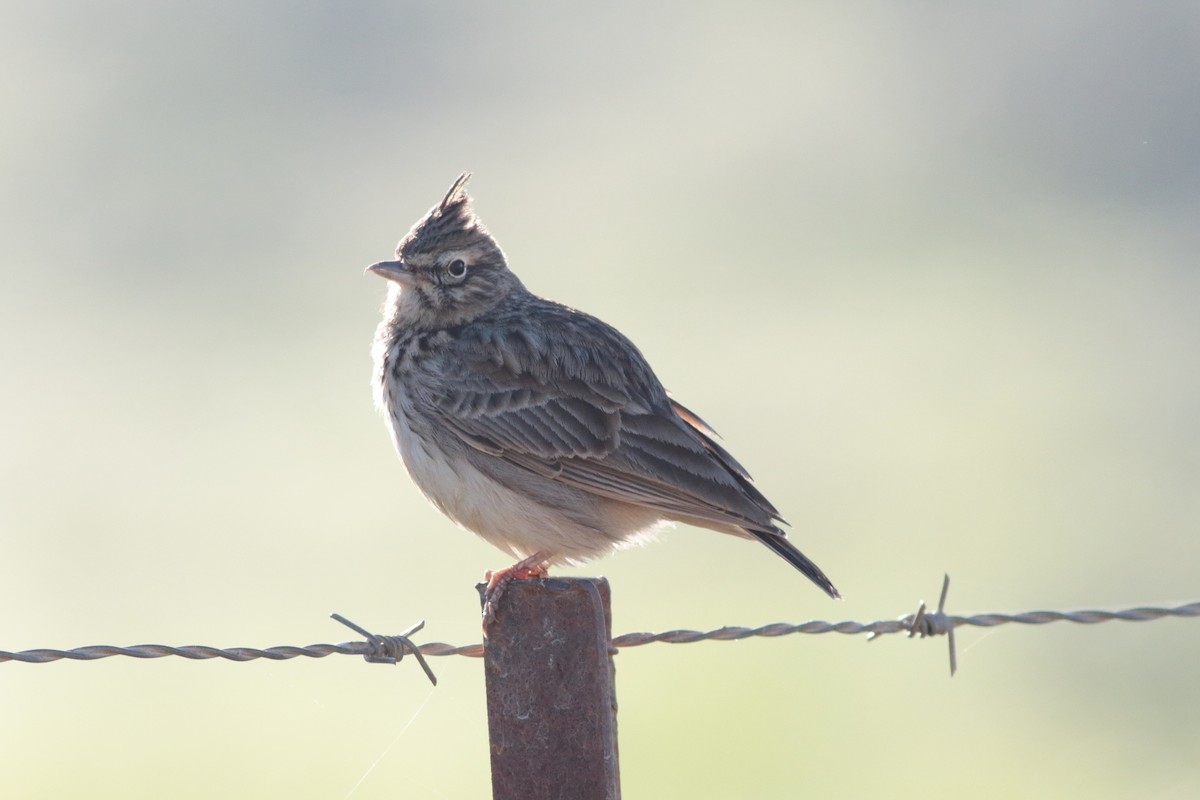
[4,580,1197,679]
[2,643,370,663]
[606,605,1200,644]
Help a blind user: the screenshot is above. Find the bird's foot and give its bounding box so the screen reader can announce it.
[483,553,550,626]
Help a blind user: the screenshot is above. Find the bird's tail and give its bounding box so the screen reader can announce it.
[752,530,841,599]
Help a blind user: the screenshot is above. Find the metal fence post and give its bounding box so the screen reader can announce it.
[479,577,620,800]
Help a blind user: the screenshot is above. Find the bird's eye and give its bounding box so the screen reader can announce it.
[447,259,467,279]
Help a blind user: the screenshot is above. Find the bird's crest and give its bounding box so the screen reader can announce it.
[440,172,472,211]
[398,172,488,258]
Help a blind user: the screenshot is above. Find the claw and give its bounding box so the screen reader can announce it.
[482,553,550,626]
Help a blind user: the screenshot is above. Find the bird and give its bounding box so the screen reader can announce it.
[368,173,839,619]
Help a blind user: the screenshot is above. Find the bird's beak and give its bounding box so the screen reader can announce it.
[365,260,415,285]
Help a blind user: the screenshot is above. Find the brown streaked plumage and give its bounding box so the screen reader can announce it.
[369,173,839,604]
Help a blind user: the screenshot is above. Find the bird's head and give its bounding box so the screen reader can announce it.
[368,173,523,329]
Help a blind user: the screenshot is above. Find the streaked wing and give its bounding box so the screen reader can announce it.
[441,390,620,460]
[556,409,783,532]
[429,309,782,533]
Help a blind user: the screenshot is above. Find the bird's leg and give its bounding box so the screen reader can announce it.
[482,552,550,626]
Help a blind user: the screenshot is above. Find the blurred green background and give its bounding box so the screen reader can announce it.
[3,2,1198,798]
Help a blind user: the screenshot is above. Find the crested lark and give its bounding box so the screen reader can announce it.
[369,174,839,615]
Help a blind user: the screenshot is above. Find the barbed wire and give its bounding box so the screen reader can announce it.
[3,576,1197,683]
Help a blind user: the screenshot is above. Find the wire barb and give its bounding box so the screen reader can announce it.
[330,613,437,686]
[883,573,958,675]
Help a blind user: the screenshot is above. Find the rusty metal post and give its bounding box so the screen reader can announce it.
[479,577,620,800]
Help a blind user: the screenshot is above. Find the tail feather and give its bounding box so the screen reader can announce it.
[753,530,841,599]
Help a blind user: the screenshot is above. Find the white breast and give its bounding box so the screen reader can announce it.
[377,338,667,565]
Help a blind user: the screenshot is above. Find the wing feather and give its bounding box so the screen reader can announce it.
[425,306,783,533]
